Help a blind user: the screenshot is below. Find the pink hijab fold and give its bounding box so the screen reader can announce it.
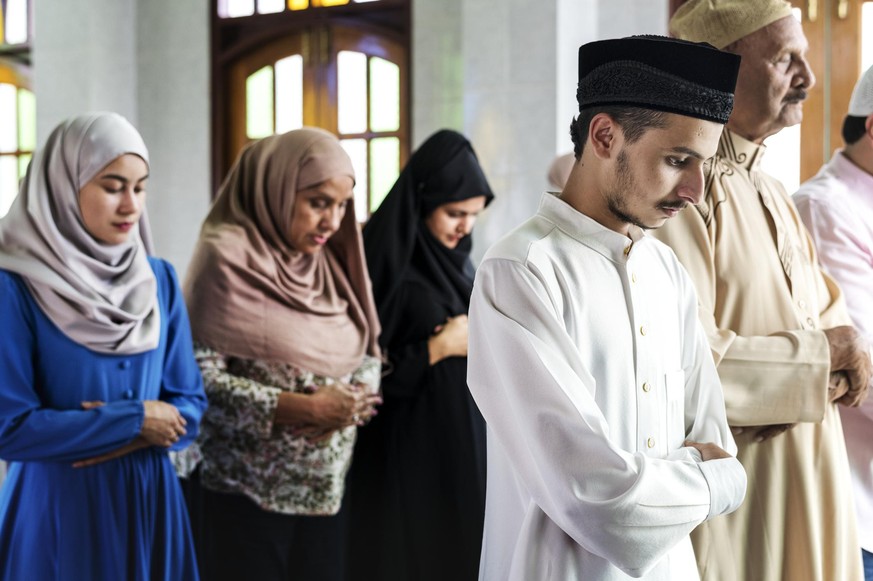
[0,112,159,354]
[184,128,380,378]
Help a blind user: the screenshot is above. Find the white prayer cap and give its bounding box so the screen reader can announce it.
[848,65,873,117]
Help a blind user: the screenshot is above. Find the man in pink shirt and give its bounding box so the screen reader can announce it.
[794,64,873,581]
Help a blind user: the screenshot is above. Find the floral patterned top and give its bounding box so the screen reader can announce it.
[184,342,381,516]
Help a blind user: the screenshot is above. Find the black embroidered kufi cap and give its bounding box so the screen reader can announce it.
[576,35,741,124]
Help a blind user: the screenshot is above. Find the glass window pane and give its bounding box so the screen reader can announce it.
[0,84,18,153]
[275,55,303,133]
[258,0,284,13]
[222,0,255,18]
[369,137,399,213]
[288,0,309,10]
[0,156,18,218]
[5,0,28,45]
[18,153,30,180]
[246,66,275,139]
[17,88,35,152]
[369,57,400,132]
[762,124,801,195]
[863,3,873,73]
[340,139,368,221]
[337,51,367,135]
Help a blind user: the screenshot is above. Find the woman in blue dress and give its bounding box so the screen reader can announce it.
[0,112,208,581]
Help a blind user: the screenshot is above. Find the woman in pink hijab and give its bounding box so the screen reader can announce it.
[183,127,382,581]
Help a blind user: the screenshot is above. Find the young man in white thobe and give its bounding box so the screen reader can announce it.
[466,36,747,581]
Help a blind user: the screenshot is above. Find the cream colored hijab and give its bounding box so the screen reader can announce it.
[0,112,159,354]
[184,128,381,378]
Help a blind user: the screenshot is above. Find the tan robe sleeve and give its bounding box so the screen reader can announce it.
[655,200,831,427]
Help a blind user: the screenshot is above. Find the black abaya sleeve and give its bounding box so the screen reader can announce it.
[381,340,430,398]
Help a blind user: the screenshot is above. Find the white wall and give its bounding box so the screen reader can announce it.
[3,0,670,489]
[34,0,138,141]
[136,0,211,275]
[410,0,669,262]
[556,0,599,154]
[411,0,464,146]
[598,0,669,40]
[34,0,211,276]
[462,0,561,263]
[31,0,667,274]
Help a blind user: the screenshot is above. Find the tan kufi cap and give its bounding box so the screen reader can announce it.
[670,0,794,49]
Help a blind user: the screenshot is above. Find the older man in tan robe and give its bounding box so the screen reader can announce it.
[655,1,873,580]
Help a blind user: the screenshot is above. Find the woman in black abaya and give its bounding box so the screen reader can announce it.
[348,130,494,581]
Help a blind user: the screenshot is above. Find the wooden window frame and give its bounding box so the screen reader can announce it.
[0,0,34,217]
[211,0,411,193]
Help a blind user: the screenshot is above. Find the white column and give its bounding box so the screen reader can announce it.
[555,0,669,156]
[33,0,211,276]
[462,0,593,262]
[556,0,599,154]
[414,0,673,264]
[411,0,465,147]
[34,0,138,143]
[598,0,669,39]
[461,0,668,262]
[136,0,211,276]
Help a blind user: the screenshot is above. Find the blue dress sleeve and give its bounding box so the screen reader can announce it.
[0,272,144,462]
[154,260,208,451]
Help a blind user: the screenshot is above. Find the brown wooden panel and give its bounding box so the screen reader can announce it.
[798,0,864,179]
[794,0,828,182]
[226,34,307,172]
[331,24,409,212]
[830,1,863,153]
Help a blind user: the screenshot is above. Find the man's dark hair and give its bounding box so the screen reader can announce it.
[569,106,669,159]
[842,115,868,146]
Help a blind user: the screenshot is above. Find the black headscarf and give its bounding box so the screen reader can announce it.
[363,130,494,341]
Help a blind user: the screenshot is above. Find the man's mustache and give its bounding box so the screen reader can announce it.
[784,89,808,104]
